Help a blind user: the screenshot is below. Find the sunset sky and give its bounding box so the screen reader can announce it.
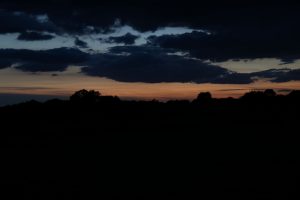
[0,1,300,105]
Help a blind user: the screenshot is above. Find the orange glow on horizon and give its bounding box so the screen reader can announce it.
[1,67,300,101]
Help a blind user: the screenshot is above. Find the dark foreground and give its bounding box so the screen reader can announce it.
[1,90,300,199]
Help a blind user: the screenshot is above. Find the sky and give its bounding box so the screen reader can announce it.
[0,0,300,105]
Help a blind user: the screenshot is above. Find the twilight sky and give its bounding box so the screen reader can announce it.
[0,0,300,105]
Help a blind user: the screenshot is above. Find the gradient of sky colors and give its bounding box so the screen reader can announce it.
[0,1,300,105]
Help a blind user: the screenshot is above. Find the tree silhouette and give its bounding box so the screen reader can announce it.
[195,92,212,104]
[264,89,276,97]
[70,89,101,103]
[288,90,300,98]
[241,91,265,101]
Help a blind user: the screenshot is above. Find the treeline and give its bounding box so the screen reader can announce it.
[2,88,300,108]
[1,88,299,136]
[1,89,300,199]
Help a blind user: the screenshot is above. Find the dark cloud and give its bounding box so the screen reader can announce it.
[17,31,54,41]
[1,1,300,85]
[279,57,299,65]
[148,30,300,62]
[0,10,59,34]
[215,69,300,84]
[1,1,300,62]
[0,44,300,84]
[82,45,240,83]
[107,33,139,45]
[0,48,88,72]
[82,45,300,83]
[0,59,14,69]
[74,37,88,48]
[212,73,253,84]
[0,44,247,84]
[1,1,299,33]
[16,63,67,72]
[253,69,300,83]
[109,45,177,55]
[273,69,300,82]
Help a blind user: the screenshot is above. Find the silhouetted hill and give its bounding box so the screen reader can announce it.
[0,89,300,199]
